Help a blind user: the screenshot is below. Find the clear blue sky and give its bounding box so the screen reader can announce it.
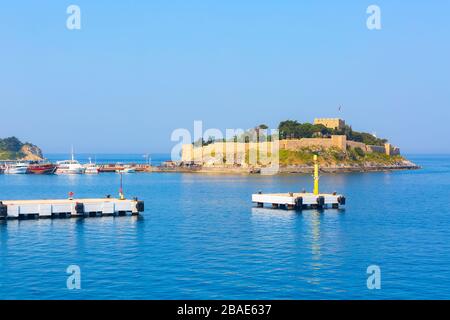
[1,0,449,154]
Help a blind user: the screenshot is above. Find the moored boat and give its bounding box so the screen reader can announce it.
[28,163,57,174]
[84,158,99,174]
[116,166,136,173]
[116,165,136,174]
[4,162,30,174]
[56,160,85,174]
[55,148,85,174]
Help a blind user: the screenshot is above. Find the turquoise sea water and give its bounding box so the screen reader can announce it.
[1,155,449,299]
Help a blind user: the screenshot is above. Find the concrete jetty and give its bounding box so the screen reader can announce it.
[0,197,144,220]
[252,155,346,210]
[252,192,345,210]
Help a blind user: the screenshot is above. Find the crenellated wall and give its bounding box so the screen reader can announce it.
[313,118,345,130]
[281,135,347,151]
[181,135,400,164]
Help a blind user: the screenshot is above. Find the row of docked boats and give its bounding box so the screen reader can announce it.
[0,157,137,175]
[0,160,90,175]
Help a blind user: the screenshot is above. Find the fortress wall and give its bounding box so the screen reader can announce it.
[384,143,401,156]
[348,142,401,155]
[390,147,401,156]
[181,135,400,163]
[283,135,346,151]
[181,144,194,162]
[282,138,333,150]
[186,141,278,165]
[366,145,386,154]
[331,135,347,150]
[184,136,346,162]
[346,140,367,151]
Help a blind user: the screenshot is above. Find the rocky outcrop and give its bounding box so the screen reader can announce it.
[0,136,44,160]
[20,144,44,161]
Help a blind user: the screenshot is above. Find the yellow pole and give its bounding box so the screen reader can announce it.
[119,172,125,200]
[313,155,319,195]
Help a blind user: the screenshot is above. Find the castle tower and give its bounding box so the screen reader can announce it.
[314,118,345,130]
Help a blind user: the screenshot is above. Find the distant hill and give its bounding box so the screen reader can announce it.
[0,137,43,161]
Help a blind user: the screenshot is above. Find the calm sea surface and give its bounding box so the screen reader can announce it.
[1,154,449,299]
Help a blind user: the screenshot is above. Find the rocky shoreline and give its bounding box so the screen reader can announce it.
[153,160,420,174]
[278,161,420,174]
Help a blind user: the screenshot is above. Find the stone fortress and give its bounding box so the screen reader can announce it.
[181,118,400,166]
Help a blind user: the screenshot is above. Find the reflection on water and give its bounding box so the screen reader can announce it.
[251,206,348,290]
[0,220,8,249]
[308,211,323,286]
[309,211,322,260]
[251,207,297,220]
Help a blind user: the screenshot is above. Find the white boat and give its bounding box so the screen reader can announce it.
[116,165,136,174]
[55,148,85,174]
[56,160,85,174]
[4,162,29,174]
[84,158,99,174]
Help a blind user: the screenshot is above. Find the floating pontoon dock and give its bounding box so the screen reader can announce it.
[0,198,144,220]
[252,155,346,210]
[252,192,345,210]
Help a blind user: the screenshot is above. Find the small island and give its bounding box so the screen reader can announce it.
[0,137,44,161]
[176,118,419,174]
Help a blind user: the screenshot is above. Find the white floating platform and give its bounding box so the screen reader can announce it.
[0,198,144,220]
[252,192,345,210]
